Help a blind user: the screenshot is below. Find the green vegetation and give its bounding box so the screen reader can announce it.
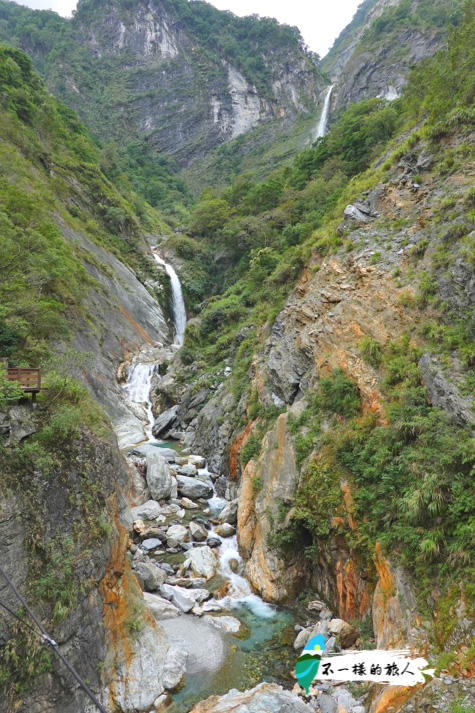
[0,616,52,706]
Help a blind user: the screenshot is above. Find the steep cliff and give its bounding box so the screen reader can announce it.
[323,0,463,109]
[155,11,475,708]
[0,0,324,202]
[0,45,173,712]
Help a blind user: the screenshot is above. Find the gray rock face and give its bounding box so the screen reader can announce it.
[162,646,188,691]
[325,6,448,112]
[146,451,173,500]
[29,1,323,177]
[189,682,313,712]
[107,622,168,712]
[177,475,213,499]
[419,354,475,428]
[152,405,180,438]
[6,405,36,445]
[0,430,131,713]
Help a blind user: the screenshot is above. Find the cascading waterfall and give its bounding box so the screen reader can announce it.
[314,84,334,141]
[123,361,156,440]
[152,252,187,346]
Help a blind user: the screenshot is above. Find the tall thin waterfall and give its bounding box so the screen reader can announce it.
[153,253,187,346]
[314,85,334,140]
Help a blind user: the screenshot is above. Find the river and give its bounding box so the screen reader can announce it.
[121,259,300,711]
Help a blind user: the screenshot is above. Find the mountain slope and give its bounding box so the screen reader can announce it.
[323,0,464,109]
[0,0,325,211]
[155,9,475,709]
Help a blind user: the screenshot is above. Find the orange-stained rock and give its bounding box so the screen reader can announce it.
[237,413,308,603]
[369,685,413,713]
[229,420,256,481]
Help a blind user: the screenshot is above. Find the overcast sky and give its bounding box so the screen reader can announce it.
[18,0,362,57]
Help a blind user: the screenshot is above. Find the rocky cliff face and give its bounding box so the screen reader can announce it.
[160,120,475,712]
[0,0,323,172]
[323,0,461,109]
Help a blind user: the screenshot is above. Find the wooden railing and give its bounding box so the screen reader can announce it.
[1,359,41,399]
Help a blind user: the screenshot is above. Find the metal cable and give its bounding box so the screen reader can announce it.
[0,564,108,713]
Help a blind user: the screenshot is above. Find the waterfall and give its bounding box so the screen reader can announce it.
[123,361,157,440]
[152,252,187,346]
[314,85,334,141]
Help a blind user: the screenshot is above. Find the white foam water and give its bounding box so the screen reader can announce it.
[314,85,334,140]
[123,361,156,440]
[152,252,187,346]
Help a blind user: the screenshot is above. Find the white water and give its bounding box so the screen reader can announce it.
[152,252,187,346]
[314,85,334,141]
[200,468,277,619]
[123,361,157,441]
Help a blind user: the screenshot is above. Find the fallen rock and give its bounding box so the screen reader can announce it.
[146,451,173,500]
[188,682,313,712]
[182,497,199,510]
[203,615,241,634]
[152,405,179,438]
[317,694,337,713]
[206,537,221,549]
[217,499,238,526]
[142,538,162,552]
[338,622,359,649]
[131,500,162,521]
[160,583,196,613]
[190,522,208,542]
[143,592,180,620]
[167,524,188,543]
[162,646,188,691]
[169,431,186,440]
[187,546,218,580]
[131,445,177,461]
[133,560,167,591]
[308,600,325,612]
[189,455,206,469]
[177,475,213,499]
[214,523,235,538]
[179,463,198,477]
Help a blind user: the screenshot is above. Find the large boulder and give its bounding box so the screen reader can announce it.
[186,546,218,580]
[162,646,188,691]
[146,451,173,501]
[143,592,180,620]
[131,500,162,521]
[133,560,167,591]
[178,463,197,477]
[218,500,238,526]
[167,524,188,543]
[159,584,209,612]
[190,521,208,542]
[214,523,235,538]
[177,475,213,500]
[189,455,206,469]
[152,405,179,438]
[189,682,312,712]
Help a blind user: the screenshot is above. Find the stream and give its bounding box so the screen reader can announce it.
[121,262,300,711]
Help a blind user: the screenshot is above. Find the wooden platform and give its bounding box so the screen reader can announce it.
[1,359,41,401]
